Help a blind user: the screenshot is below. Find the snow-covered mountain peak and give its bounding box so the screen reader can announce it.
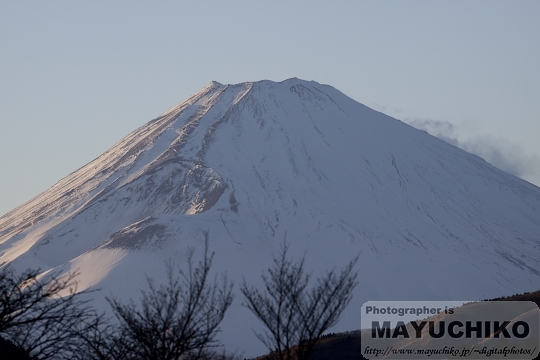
[1,78,539,356]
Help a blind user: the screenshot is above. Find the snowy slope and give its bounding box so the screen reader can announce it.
[1,78,540,356]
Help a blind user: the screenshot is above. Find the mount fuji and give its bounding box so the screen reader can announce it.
[1,78,539,356]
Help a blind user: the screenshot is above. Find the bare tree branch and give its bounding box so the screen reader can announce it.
[70,311,132,360]
[0,266,98,359]
[107,232,235,360]
[241,243,358,360]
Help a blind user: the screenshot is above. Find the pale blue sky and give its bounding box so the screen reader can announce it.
[1,1,539,216]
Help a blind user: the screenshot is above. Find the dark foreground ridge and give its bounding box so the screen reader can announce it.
[253,289,540,360]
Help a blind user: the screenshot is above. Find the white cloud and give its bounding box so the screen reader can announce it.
[404,118,540,187]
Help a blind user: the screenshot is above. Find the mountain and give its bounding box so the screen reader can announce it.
[1,78,539,356]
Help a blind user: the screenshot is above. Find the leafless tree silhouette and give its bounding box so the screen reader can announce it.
[106,234,235,360]
[0,266,97,359]
[241,243,358,360]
